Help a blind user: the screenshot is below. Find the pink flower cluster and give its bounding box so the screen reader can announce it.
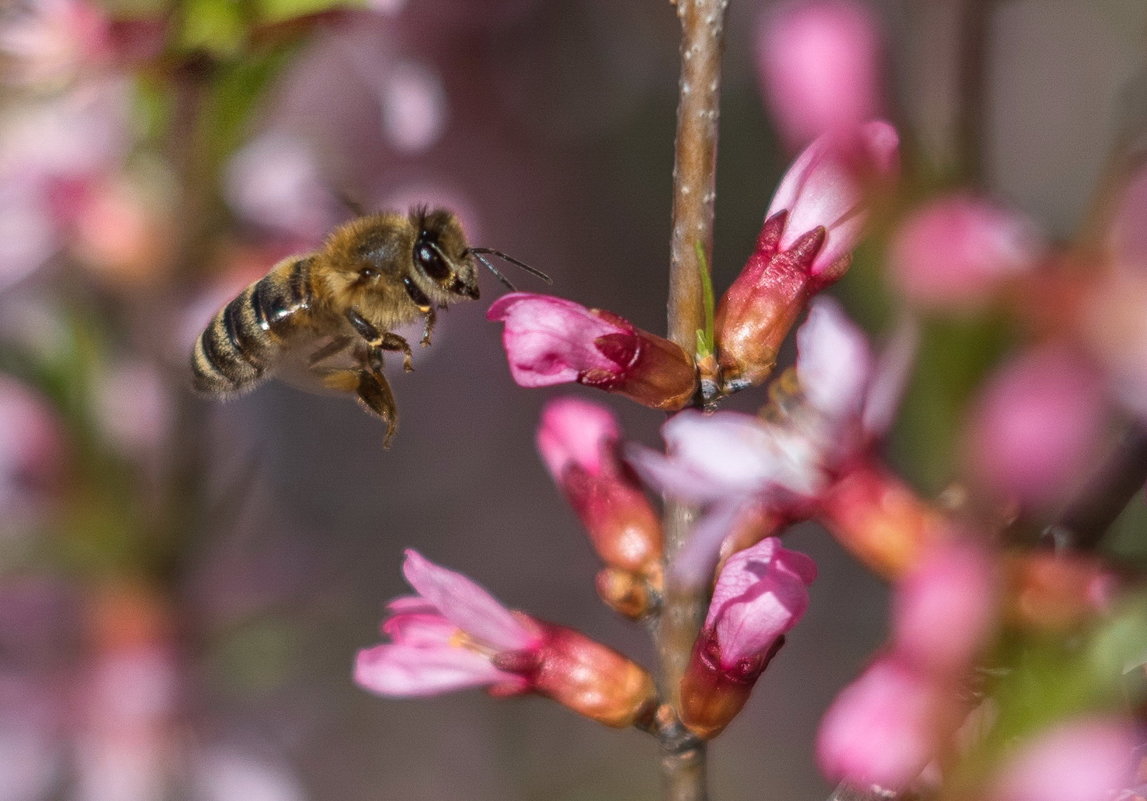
[356,3,1147,798]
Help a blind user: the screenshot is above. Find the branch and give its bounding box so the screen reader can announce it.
[658,1,729,800]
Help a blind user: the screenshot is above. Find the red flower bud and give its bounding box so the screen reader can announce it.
[713,121,899,395]
[537,398,663,580]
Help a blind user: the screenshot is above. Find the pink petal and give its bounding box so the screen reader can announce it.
[796,297,873,427]
[707,537,816,666]
[758,0,885,149]
[860,311,919,439]
[383,609,457,647]
[354,644,523,697]
[889,193,1044,310]
[486,293,624,387]
[769,120,900,274]
[401,550,540,652]
[987,717,1136,801]
[669,500,755,591]
[660,410,825,498]
[536,397,619,479]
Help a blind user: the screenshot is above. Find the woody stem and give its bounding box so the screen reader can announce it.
[659,1,729,800]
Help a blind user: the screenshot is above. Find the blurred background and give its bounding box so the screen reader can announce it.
[0,0,1145,799]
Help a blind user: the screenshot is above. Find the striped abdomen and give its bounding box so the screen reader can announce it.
[192,255,316,395]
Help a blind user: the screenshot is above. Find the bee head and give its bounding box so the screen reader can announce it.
[405,206,481,306]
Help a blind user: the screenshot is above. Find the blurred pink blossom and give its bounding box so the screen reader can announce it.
[379,60,448,153]
[628,410,824,507]
[0,180,58,290]
[1107,165,1147,270]
[964,345,1105,509]
[488,292,696,410]
[0,376,66,535]
[0,0,112,87]
[679,537,816,738]
[224,133,340,243]
[365,0,409,14]
[192,748,307,801]
[986,717,1137,801]
[817,654,967,792]
[889,194,1045,311]
[757,0,885,149]
[93,361,171,460]
[891,536,998,679]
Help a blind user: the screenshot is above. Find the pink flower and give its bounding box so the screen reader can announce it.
[636,298,929,579]
[355,550,656,727]
[817,654,967,792]
[628,409,825,507]
[487,292,696,410]
[679,537,816,738]
[536,398,662,617]
[889,193,1045,311]
[757,0,885,149]
[635,298,890,507]
[964,345,1105,510]
[986,717,1137,801]
[355,550,543,697]
[713,121,899,393]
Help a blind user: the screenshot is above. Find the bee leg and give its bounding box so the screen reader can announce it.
[355,368,400,448]
[419,307,437,347]
[346,308,415,371]
[323,366,399,447]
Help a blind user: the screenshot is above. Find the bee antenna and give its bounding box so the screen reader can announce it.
[467,247,553,288]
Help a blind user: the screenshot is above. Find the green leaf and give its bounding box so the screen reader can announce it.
[694,240,715,359]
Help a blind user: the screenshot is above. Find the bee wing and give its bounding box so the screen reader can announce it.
[273,334,361,396]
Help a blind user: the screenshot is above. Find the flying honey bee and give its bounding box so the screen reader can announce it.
[191,205,549,446]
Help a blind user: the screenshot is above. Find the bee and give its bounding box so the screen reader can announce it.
[191,205,549,446]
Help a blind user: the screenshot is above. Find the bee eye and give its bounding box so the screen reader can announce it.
[415,237,452,281]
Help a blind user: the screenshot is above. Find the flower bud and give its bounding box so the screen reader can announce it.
[536,398,663,581]
[679,538,816,738]
[488,293,697,410]
[817,459,941,578]
[714,122,899,394]
[507,622,657,728]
